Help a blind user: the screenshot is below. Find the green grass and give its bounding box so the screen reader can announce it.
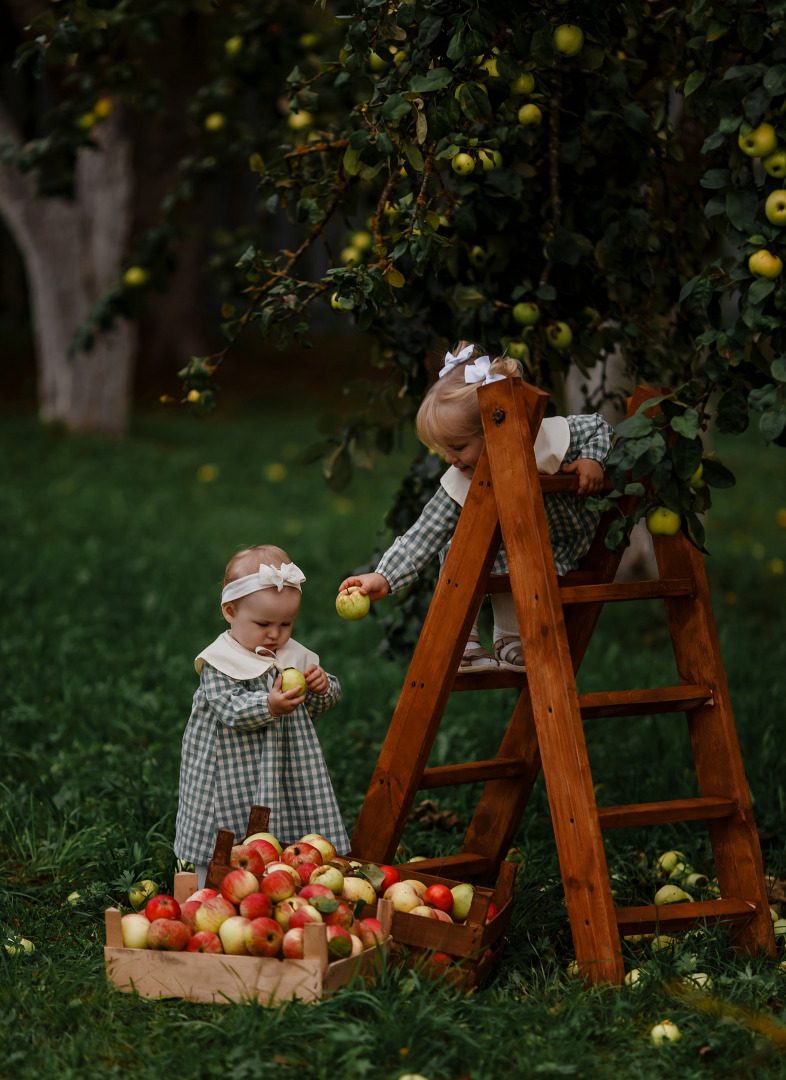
[2,397,786,1080]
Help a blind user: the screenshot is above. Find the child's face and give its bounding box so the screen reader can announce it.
[222,587,301,654]
[443,434,485,476]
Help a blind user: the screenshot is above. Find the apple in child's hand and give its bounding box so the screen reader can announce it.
[259,868,296,902]
[298,834,337,863]
[245,838,280,867]
[244,831,283,855]
[230,843,266,876]
[121,912,151,949]
[281,668,307,694]
[239,891,273,920]
[282,927,305,959]
[450,883,475,922]
[194,895,236,934]
[144,894,181,922]
[245,916,284,957]
[326,925,354,959]
[186,930,223,953]
[221,868,260,905]
[147,918,191,951]
[335,586,371,621]
[219,915,251,955]
[423,884,454,912]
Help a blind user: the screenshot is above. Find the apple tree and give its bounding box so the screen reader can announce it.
[8,0,786,576]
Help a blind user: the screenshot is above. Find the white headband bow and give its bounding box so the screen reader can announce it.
[438,343,475,378]
[221,562,306,604]
[464,355,505,386]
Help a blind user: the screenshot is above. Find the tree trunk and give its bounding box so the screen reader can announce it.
[0,105,136,435]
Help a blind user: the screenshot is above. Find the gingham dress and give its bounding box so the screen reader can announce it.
[174,650,349,865]
[376,413,613,588]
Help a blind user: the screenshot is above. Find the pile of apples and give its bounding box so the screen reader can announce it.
[120,831,390,962]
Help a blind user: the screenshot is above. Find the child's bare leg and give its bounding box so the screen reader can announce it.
[492,593,526,672]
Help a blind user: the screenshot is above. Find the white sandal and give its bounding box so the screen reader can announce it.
[459,634,499,673]
[494,636,526,672]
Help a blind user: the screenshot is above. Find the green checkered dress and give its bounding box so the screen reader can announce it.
[376,412,613,588]
[174,661,349,866]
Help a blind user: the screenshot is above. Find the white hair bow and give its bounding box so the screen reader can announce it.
[221,562,307,604]
[464,355,505,385]
[438,343,476,378]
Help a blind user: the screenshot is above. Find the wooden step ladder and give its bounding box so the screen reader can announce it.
[350,377,775,983]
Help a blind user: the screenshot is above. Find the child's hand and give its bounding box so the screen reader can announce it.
[337,572,390,601]
[561,457,605,496]
[304,663,329,696]
[267,674,305,718]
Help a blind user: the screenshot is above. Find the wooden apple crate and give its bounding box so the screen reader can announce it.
[104,871,393,1006]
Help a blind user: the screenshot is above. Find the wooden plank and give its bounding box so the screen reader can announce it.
[452,670,526,690]
[420,756,530,788]
[597,796,736,831]
[559,579,696,605]
[478,378,623,984]
[539,476,613,493]
[174,872,199,905]
[578,684,713,719]
[616,898,756,936]
[394,853,493,878]
[652,530,776,956]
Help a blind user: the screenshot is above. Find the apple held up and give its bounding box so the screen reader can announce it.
[335,586,371,621]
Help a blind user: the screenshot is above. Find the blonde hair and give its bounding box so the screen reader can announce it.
[223,544,292,588]
[415,341,522,454]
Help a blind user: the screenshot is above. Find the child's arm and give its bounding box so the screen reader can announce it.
[338,571,390,599]
[202,665,288,728]
[560,457,605,495]
[305,670,341,717]
[560,414,613,495]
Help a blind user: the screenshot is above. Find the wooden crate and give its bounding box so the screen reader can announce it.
[104,871,393,1005]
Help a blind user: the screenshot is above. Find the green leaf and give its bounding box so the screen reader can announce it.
[684,70,705,95]
[700,169,731,190]
[405,144,425,171]
[613,412,656,438]
[671,409,701,438]
[725,190,758,232]
[760,410,786,441]
[621,102,649,135]
[701,458,736,488]
[765,65,786,96]
[748,277,776,305]
[771,356,786,382]
[409,67,453,92]
[382,95,411,121]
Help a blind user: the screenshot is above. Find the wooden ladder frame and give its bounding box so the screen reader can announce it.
[350,377,775,983]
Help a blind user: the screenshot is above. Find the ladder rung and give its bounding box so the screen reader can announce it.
[616,898,756,936]
[395,853,493,877]
[539,476,613,494]
[579,685,714,719]
[453,670,526,691]
[598,796,737,831]
[560,579,696,604]
[421,757,528,789]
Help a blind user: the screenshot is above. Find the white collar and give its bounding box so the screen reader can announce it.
[195,631,317,681]
[440,416,570,506]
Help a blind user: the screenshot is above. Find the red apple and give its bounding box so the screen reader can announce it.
[358,917,386,948]
[323,899,355,931]
[219,915,251,955]
[289,904,323,930]
[281,927,305,959]
[259,869,295,903]
[264,862,300,883]
[220,868,260,906]
[245,838,280,868]
[299,883,335,903]
[281,842,323,870]
[244,831,282,855]
[274,898,307,933]
[230,844,266,876]
[180,899,202,930]
[378,865,400,894]
[487,900,499,922]
[245,916,284,957]
[144,894,181,923]
[185,888,217,905]
[193,895,236,934]
[239,892,273,920]
[430,909,454,923]
[295,862,320,888]
[147,918,191,951]
[326,925,353,960]
[186,930,223,953]
[423,883,453,912]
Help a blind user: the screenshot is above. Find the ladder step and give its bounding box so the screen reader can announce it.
[560,578,696,604]
[598,796,737,831]
[453,669,527,691]
[539,475,613,494]
[421,757,528,789]
[616,898,756,936]
[579,684,714,719]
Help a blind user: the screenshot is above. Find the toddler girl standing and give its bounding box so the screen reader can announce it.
[175,544,349,887]
[338,343,613,671]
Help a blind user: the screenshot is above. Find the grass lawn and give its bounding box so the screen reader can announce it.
[1,392,786,1079]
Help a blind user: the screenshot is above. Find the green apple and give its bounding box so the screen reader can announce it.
[481,57,500,77]
[451,152,476,175]
[654,883,690,904]
[123,266,149,288]
[518,103,543,127]
[688,462,705,489]
[553,24,584,57]
[203,112,226,132]
[764,150,786,177]
[477,148,503,171]
[335,586,371,620]
[4,937,35,956]
[281,668,307,694]
[449,882,475,922]
[224,35,243,56]
[469,245,488,269]
[510,72,535,95]
[649,1020,682,1045]
[512,301,540,326]
[645,507,681,536]
[121,912,151,949]
[766,189,786,225]
[546,321,573,349]
[287,110,313,131]
[368,50,390,72]
[738,122,778,157]
[748,248,783,278]
[506,341,530,362]
[341,245,363,267]
[129,878,158,909]
[773,917,786,938]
